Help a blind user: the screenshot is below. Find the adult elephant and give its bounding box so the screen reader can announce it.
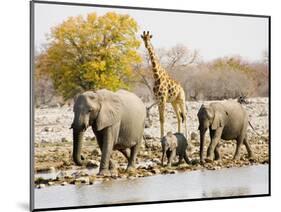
[197,100,254,164]
[71,89,146,176]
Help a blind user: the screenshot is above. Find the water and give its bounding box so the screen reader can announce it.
[34,165,269,209]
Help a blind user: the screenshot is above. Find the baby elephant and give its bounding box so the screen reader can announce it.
[160,132,190,167]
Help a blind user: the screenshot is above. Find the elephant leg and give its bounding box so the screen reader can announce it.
[177,154,183,166]
[167,150,176,167]
[214,144,221,160]
[183,150,191,164]
[94,131,116,170]
[178,100,187,137]
[243,136,254,159]
[127,144,140,171]
[161,151,165,166]
[119,148,131,162]
[233,136,244,160]
[158,101,166,138]
[166,151,171,166]
[172,102,181,133]
[108,159,118,177]
[206,128,222,162]
[109,160,116,170]
[199,128,207,164]
[94,131,103,154]
[98,128,115,176]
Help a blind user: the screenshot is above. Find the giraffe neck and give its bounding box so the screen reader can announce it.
[145,41,165,80]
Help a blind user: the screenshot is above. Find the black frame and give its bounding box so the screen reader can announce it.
[30,1,271,211]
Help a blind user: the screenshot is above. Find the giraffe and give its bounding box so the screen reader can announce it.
[141,31,187,138]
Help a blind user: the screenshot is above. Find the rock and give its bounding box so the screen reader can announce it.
[144,120,152,128]
[53,127,62,132]
[103,178,110,182]
[169,170,178,174]
[49,167,56,172]
[190,132,198,140]
[37,184,45,189]
[43,127,52,132]
[89,176,96,183]
[41,139,49,144]
[151,158,161,164]
[140,143,146,150]
[190,159,200,165]
[61,181,68,186]
[151,142,161,150]
[86,160,99,168]
[48,181,55,186]
[258,140,263,145]
[57,171,72,179]
[56,171,65,179]
[213,166,221,170]
[144,140,153,149]
[62,159,71,166]
[75,177,90,184]
[79,171,89,177]
[92,149,101,156]
[138,164,148,169]
[192,140,200,147]
[49,103,61,108]
[128,176,136,180]
[143,133,153,139]
[151,168,161,174]
[120,174,127,179]
[187,143,194,151]
[139,151,149,157]
[110,170,119,178]
[85,136,93,141]
[61,137,68,143]
[259,111,268,117]
[143,172,153,177]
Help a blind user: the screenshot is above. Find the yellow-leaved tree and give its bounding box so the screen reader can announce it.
[36,12,141,99]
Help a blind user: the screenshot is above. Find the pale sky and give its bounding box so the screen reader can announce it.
[34,2,269,62]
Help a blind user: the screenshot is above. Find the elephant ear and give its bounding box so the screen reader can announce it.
[96,90,122,131]
[211,111,223,130]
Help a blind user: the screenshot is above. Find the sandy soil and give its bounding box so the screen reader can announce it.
[34,98,269,187]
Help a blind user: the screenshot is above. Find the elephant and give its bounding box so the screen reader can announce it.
[160,132,190,167]
[197,100,254,164]
[71,89,146,176]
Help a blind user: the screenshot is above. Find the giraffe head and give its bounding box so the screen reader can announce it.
[141,31,153,46]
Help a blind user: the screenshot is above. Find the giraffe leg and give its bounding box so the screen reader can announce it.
[158,101,165,138]
[172,102,181,133]
[175,88,188,137]
[178,101,187,138]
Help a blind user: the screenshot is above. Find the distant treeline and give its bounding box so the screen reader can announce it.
[34,12,268,106]
[134,47,268,102]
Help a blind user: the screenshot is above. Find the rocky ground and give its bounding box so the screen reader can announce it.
[34,98,269,188]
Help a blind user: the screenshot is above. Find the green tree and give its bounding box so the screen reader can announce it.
[36,12,141,99]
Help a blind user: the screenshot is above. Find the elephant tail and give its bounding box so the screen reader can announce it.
[248,121,260,135]
[248,121,267,139]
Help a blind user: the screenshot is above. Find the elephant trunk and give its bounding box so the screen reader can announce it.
[199,129,207,163]
[73,129,85,166]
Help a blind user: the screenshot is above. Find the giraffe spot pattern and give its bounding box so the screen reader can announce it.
[142,36,186,117]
